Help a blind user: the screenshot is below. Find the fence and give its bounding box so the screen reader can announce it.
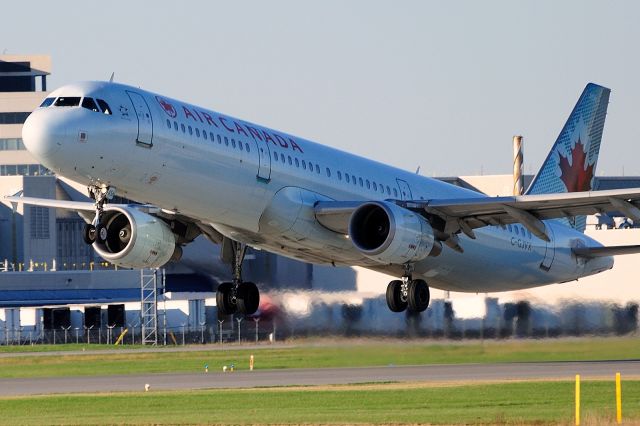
[0,318,276,346]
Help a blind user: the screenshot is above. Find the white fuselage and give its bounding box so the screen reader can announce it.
[23,81,614,292]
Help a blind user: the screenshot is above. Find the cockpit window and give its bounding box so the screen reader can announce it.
[96,99,112,115]
[54,97,81,107]
[39,98,55,108]
[81,97,100,112]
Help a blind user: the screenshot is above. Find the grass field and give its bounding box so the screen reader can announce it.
[0,337,639,378]
[0,380,637,425]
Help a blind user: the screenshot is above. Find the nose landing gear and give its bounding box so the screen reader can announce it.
[82,185,115,245]
[216,241,260,316]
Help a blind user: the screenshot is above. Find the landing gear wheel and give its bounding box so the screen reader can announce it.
[386,280,408,312]
[236,281,260,315]
[408,279,430,312]
[83,224,97,245]
[97,224,108,243]
[216,282,237,315]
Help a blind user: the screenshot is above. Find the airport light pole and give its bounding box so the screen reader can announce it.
[236,318,243,343]
[199,320,206,344]
[253,317,260,343]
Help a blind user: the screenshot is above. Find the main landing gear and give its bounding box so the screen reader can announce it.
[216,241,260,316]
[386,266,430,313]
[82,185,116,245]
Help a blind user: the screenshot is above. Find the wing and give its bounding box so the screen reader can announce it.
[4,196,97,211]
[3,195,219,245]
[316,187,640,242]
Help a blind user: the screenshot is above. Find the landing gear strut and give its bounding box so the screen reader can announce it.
[216,241,260,316]
[385,265,430,313]
[82,185,115,245]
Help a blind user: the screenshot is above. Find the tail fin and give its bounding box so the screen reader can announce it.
[526,83,611,231]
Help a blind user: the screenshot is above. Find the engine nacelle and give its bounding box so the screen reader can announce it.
[93,206,180,269]
[348,201,439,264]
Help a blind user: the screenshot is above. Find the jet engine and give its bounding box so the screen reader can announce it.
[93,206,181,269]
[348,201,440,264]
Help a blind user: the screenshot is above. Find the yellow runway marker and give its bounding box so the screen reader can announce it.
[616,372,622,424]
[575,374,580,426]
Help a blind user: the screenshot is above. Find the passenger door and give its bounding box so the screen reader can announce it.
[539,225,555,271]
[126,91,153,147]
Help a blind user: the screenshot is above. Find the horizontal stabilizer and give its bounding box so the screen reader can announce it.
[572,245,640,258]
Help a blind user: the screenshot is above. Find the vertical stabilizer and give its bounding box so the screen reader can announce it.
[526,83,610,231]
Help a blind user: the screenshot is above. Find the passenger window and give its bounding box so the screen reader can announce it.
[326,167,331,177]
[181,123,186,133]
[309,161,313,171]
[196,128,200,137]
[188,126,193,135]
[353,176,357,185]
[246,143,250,152]
[280,153,285,163]
[166,119,171,129]
[302,160,307,170]
[203,131,207,141]
[373,182,377,191]
[337,171,342,180]
[210,132,214,141]
[239,141,243,151]
[81,97,100,112]
[273,151,278,161]
[287,156,292,165]
[295,158,299,167]
[217,135,222,144]
[316,164,320,174]
[39,97,55,108]
[224,137,229,146]
[96,99,112,114]
[230,139,235,148]
[359,177,363,187]
[174,121,178,131]
[345,174,350,183]
[366,179,370,189]
[55,97,81,107]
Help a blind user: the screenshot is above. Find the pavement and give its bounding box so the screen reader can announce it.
[1,360,638,396]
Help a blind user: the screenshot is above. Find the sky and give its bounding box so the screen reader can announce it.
[3,1,640,177]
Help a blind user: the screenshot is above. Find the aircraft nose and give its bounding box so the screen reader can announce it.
[22,109,67,160]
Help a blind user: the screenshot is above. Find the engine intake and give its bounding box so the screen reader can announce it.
[348,201,439,264]
[93,206,180,269]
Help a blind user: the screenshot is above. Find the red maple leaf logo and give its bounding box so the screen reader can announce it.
[558,137,594,192]
[156,96,177,118]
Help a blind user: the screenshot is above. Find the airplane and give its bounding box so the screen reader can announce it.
[7,81,640,316]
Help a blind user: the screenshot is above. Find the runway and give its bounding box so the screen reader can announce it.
[0,360,638,396]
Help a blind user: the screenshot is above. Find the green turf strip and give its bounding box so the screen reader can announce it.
[0,338,639,378]
[0,380,637,425]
